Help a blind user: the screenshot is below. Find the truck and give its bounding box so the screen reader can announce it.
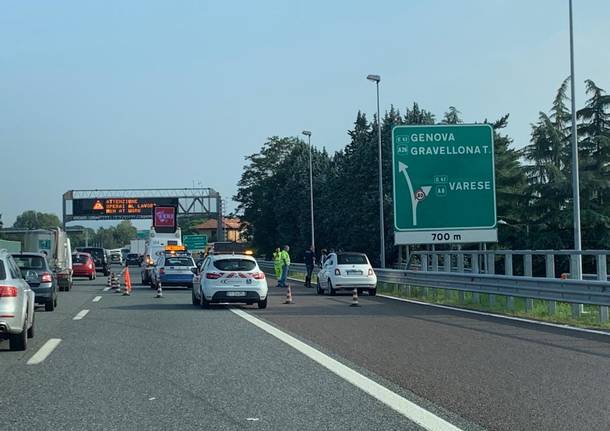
[22,228,73,291]
[141,227,182,286]
[130,239,147,257]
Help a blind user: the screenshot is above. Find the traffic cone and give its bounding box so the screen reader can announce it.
[283,285,293,304]
[111,273,117,290]
[155,282,163,298]
[350,288,360,307]
[106,274,112,288]
[115,276,122,293]
[122,268,132,296]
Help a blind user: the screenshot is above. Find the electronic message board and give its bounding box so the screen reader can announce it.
[71,198,179,220]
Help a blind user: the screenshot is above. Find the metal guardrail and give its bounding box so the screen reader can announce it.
[257,259,610,323]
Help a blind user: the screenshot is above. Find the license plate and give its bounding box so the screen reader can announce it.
[227,291,246,297]
[347,270,362,275]
[73,263,82,266]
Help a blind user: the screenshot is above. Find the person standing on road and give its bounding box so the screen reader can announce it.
[304,245,315,288]
[278,245,291,288]
[273,247,282,281]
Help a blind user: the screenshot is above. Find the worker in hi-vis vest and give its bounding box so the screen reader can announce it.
[278,245,290,288]
[273,247,282,280]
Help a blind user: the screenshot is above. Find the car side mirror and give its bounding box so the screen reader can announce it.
[191,267,198,275]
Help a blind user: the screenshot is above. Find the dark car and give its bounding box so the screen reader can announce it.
[76,247,110,276]
[11,252,58,312]
[125,253,141,266]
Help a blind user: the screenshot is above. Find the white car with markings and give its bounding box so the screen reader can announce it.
[192,254,268,309]
[316,252,377,296]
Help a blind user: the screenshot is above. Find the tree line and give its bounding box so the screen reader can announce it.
[234,78,610,266]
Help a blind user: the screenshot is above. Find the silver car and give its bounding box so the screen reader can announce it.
[0,250,36,351]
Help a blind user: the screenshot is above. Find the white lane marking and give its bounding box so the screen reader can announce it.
[27,338,62,365]
[103,287,111,292]
[92,296,102,303]
[379,295,610,337]
[73,309,90,320]
[231,308,462,431]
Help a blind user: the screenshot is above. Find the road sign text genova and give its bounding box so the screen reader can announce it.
[392,124,497,244]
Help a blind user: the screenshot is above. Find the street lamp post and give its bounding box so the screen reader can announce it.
[367,74,386,268]
[302,130,315,251]
[569,0,582,280]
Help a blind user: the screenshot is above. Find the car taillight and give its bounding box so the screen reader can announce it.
[0,286,17,297]
[88,262,93,269]
[206,272,223,279]
[368,268,374,276]
[41,272,53,283]
[253,272,265,280]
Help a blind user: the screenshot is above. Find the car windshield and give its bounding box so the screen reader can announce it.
[128,254,138,258]
[72,254,89,264]
[164,257,194,266]
[337,254,368,265]
[82,249,104,260]
[13,255,46,271]
[213,258,256,271]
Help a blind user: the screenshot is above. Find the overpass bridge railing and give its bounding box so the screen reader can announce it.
[258,250,610,323]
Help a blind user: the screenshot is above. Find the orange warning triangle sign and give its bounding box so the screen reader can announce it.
[93,200,104,211]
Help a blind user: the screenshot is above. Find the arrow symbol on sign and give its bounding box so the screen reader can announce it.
[398,162,431,226]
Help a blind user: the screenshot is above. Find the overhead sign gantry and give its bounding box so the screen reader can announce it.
[62,188,224,241]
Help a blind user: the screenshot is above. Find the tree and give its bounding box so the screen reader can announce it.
[13,211,61,230]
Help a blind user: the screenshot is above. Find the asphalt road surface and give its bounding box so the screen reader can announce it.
[1,266,608,431]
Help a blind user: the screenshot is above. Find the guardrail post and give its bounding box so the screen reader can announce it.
[597,254,608,323]
[545,254,557,315]
[505,253,514,310]
[487,253,496,305]
[443,253,452,300]
[457,253,464,273]
[524,254,533,312]
[421,253,428,272]
[431,253,439,272]
[471,253,480,304]
[570,254,583,318]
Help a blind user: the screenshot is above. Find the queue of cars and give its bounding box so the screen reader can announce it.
[0,244,121,351]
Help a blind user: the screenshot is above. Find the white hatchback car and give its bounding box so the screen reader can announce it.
[317,252,377,296]
[192,254,268,309]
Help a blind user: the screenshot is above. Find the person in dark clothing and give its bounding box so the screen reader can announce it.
[304,246,316,288]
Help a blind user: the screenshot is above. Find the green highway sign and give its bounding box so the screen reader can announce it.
[392,124,497,244]
[183,234,208,250]
[136,230,150,239]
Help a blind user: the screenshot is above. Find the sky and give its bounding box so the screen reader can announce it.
[1,0,609,228]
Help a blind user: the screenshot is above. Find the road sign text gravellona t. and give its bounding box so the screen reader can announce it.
[392,124,497,244]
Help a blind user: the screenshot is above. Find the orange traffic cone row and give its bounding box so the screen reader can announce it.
[283,285,293,304]
[350,288,360,307]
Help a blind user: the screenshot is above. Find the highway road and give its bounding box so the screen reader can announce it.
[1,266,608,431]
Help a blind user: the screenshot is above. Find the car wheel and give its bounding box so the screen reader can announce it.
[104,270,110,277]
[89,274,94,280]
[316,279,323,295]
[54,296,58,308]
[258,298,268,309]
[328,280,336,296]
[191,289,198,306]
[27,312,35,338]
[199,290,209,309]
[368,288,377,297]
[45,298,55,312]
[10,319,28,351]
